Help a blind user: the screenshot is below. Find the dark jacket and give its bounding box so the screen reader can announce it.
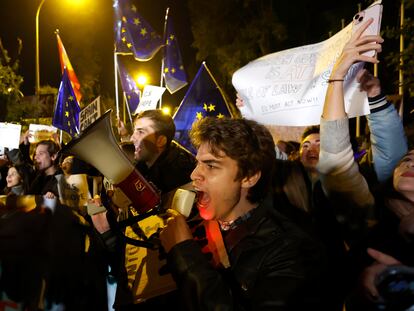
[135,141,196,193]
[272,159,352,310]
[0,202,108,311]
[28,168,62,196]
[166,197,330,311]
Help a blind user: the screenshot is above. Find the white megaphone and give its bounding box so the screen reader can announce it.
[63,110,160,214]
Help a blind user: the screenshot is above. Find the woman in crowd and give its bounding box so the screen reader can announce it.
[3,163,32,196]
[319,14,412,311]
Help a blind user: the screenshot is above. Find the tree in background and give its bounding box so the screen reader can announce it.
[187,0,370,98]
[187,0,287,97]
[384,0,414,107]
[0,38,23,121]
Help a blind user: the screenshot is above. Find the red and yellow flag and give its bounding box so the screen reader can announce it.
[56,32,82,104]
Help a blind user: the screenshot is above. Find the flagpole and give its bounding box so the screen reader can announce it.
[123,92,133,125]
[159,7,169,109]
[399,0,404,118]
[202,62,234,118]
[114,50,120,119]
[355,3,362,138]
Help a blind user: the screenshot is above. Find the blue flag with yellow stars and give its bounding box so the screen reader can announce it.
[173,62,233,154]
[53,68,81,137]
[117,56,141,113]
[114,0,163,61]
[163,10,187,94]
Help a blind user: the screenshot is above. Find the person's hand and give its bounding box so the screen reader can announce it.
[357,69,382,98]
[44,191,56,199]
[360,248,401,301]
[0,154,8,167]
[235,93,244,108]
[20,130,32,145]
[159,209,193,253]
[331,18,383,80]
[51,133,61,147]
[91,211,111,234]
[117,119,129,138]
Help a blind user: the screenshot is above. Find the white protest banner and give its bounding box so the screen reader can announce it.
[232,21,371,126]
[134,85,166,114]
[80,96,101,132]
[0,123,21,150]
[28,124,58,143]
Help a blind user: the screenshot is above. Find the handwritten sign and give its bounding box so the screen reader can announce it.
[134,85,166,114]
[232,22,370,126]
[80,96,101,132]
[0,123,21,150]
[28,124,58,144]
[56,174,91,209]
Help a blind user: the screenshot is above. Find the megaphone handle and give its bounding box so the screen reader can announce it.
[122,235,159,250]
[117,207,159,228]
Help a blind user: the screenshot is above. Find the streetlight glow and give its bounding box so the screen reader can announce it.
[64,0,87,9]
[162,106,171,115]
[135,74,148,87]
[36,0,86,100]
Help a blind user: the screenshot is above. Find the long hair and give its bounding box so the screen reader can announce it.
[4,163,33,195]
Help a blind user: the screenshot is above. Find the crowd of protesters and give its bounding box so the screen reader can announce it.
[0,19,414,311]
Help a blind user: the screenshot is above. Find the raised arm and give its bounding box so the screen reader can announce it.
[318,19,382,208]
[357,69,408,183]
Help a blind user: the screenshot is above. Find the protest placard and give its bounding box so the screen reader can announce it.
[232,21,371,126]
[80,96,101,132]
[0,123,21,150]
[28,124,58,144]
[56,174,90,209]
[134,85,166,114]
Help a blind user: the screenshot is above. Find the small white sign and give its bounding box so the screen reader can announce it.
[56,174,91,209]
[80,96,101,132]
[28,124,58,144]
[0,123,21,149]
[134,85,166,114]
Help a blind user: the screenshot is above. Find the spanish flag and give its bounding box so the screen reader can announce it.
[55,30,82,104]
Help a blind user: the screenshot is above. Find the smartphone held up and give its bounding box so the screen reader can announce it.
[351,2,383,57]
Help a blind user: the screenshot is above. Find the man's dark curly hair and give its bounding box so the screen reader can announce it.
[190,117,275,204]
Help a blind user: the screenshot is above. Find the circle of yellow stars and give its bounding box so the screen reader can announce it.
[196,103,225,120]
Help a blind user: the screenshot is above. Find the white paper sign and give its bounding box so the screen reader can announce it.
[28,124,58,143]
[134,85,166,114]
[0,123,21,149]
[80,96,101,132]
[232,23,370,126]
[56,174,91,209]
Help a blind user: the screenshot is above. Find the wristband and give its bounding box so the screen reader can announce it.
[327,79,344,83]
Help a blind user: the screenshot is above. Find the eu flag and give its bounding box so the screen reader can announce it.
[173,62,233,154]
[53,68,81,137]
[114,0,163,61]
[163,9,187,94]
[56,31,82,103]
[117,56,141,113]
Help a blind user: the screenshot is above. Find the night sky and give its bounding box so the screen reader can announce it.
[0,0,406,109]
[0,0,194,107]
